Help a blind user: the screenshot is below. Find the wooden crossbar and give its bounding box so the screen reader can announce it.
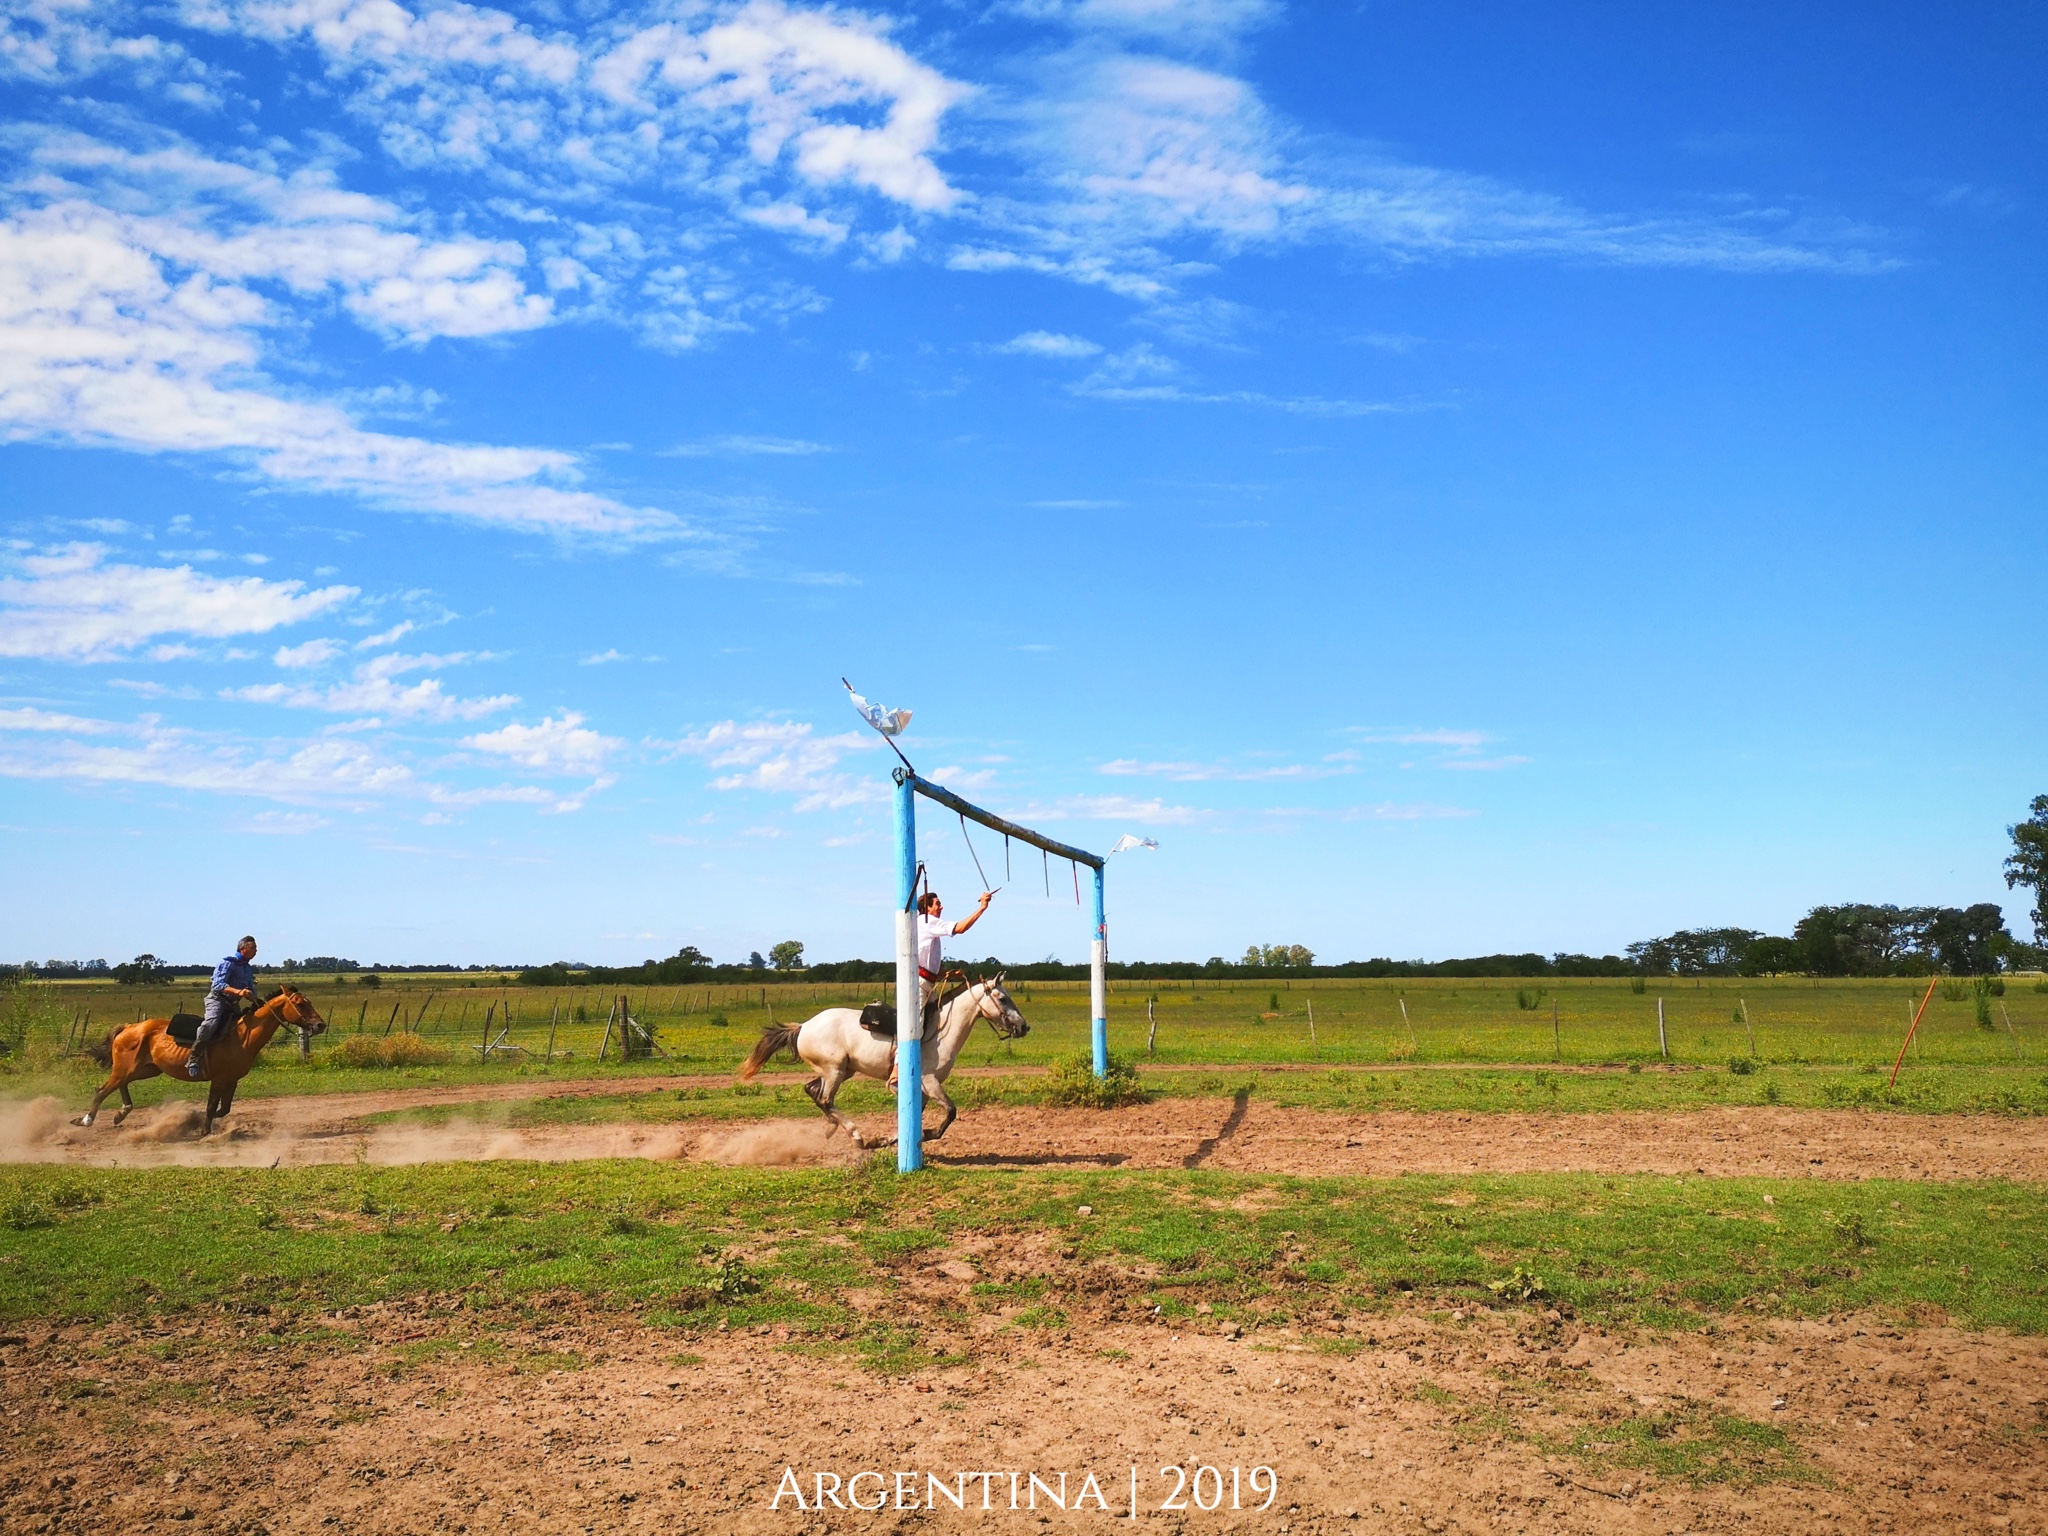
[908,773,1103,870]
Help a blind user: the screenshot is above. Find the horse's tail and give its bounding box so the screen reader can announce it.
[738,1024,802,1082]
[86,1032,115,1067]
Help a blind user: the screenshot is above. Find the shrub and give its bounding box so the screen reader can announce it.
[1486,1267,1548,1302]
[1,1197,54,1231]
[358,973,382,989]
[1728,1056,1760,1075]
[383,1034,449,1067]
[1823,1210,1874,1250]
[1941,979,1969,1002]
[1975,991,1995,1030]
[1628,976,1647,995]
[334,1034,451,1069]
[1515,988,1543,1011]
[1042,1050,1149,1109]
[707,1011,730,1029]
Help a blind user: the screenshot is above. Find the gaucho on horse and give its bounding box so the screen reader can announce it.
[77,938,326,1136]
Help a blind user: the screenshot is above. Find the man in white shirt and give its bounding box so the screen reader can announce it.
[892,889,993,1088]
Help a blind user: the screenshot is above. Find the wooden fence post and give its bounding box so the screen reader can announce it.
[546,1003,559,1065]
[1307,997,1317,1059]
[1146,996,1158,1055]
[1657,996,1669,1060]
[1551,997,1561,1064]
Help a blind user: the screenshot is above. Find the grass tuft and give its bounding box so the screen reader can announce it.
[1042,1050,1150,1108]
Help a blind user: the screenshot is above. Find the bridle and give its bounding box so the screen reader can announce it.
[255,990,328,1036]
[967,977,1027,1039]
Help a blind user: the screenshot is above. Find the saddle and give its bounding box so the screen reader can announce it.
[858,972,968,1038]
[165,1004,253,1045]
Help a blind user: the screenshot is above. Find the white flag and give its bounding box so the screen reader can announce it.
[846,684,911,737]
[1108,834,1158,856]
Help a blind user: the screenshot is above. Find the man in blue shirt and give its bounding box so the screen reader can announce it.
[191,935,259,1078]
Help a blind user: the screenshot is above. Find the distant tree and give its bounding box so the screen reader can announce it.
[114,953,169,985]
[358,972,382,988]
[1738,936,1802,974]
[748,950,767,971]
[769,940,805,971]
[1926,903,2011,975]
[2008,795,2048,942]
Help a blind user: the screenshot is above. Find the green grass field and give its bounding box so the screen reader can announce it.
[7,973,2041,1090]
[2,1161,2041,1345]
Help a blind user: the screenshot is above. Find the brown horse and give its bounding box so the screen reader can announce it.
[76,987,327,1136]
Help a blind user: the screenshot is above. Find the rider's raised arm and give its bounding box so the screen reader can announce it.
[950,892,994,937]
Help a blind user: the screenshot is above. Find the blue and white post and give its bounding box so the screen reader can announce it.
[1091,865,1108,1077]
[892,767,924,1172]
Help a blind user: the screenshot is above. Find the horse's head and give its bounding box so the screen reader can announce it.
[262,985,328,1036]
[970,973,1029,1040]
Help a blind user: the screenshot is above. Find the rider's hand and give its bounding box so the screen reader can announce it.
[978,891,993,907]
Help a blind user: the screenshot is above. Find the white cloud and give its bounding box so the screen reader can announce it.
[0,130,692,538]
[1349,728,1488,749]
[1099,756,1353,782]
[1008,0,1279,43]
[0,706,606,813]
[247,809,329,834]
[999,329,1103,357]
[463,712,620,774]
[581,648,628,665]
[670,718,881,810]
[1345,727,1527,772]
[1004,792,1205,825]
[662,434,834,457]
[0,705,116,733]
[229,651,517,721]
[355,622,417,649]
[964,23,1892,304]
[274,638,343,669]
[741,202,849,245]
[0,544,355,661]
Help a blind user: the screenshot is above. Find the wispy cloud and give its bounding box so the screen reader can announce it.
[0,707,604,814]
[1345,726,1528,771]
[0,544,355,662]
[661,435,836,457]
[998,330,1103,357]
[228,652,517,722]
[1003,792,1205,825]
[666,718,882,810]
[1100,756,1353,782]
[463,712,621,775]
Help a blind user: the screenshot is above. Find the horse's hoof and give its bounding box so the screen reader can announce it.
[72,1115,93,1128]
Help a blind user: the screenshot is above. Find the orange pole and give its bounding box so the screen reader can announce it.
[1888,975,1941,1088]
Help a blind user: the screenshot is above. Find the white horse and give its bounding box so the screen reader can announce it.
[737,976,1029,1147]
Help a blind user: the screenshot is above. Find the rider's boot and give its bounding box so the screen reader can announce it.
[186,1047,207,1079]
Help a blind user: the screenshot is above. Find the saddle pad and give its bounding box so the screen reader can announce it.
[858,1002,895,1038]
[167,1013,202,1045]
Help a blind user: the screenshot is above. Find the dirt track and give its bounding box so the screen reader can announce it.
[4,1298,2042,1533]
[6,1088,2047,1180]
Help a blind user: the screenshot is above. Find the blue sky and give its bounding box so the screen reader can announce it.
[2,0,2042,967]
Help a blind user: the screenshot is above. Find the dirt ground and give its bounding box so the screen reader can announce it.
[2,1286,2042,1535]
[7,1088,2047,1181]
